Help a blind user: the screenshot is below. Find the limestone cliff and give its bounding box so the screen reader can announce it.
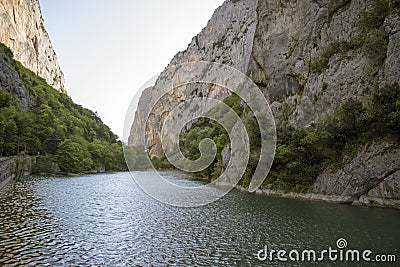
[0,0,65,92]
[0,44,27,110]
[129,0,258,156]
[129,0,400,207]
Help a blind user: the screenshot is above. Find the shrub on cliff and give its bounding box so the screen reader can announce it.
[361,0,389,28]
[176,84,400,191]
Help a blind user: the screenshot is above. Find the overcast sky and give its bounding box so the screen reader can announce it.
[39,0,225,140]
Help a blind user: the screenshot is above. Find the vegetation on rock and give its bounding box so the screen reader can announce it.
[0,43,127,174]
[177,84,400,191]
[311,0,390,73]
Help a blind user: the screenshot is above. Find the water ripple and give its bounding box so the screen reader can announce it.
[0,172,399,266]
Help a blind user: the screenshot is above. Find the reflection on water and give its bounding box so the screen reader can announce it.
[0,172,399,266]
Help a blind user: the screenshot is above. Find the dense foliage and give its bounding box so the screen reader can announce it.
[0,44,127,173]
[125,146,153,170]
[179,117,227,178]
[179,93,249,179]
[177,84,400,191]
[268,84,400,191]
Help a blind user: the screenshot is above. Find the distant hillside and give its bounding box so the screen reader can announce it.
[0,43,126,174]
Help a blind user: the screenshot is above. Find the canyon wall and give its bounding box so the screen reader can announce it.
[129,0,400,207]
[0,0,65,92]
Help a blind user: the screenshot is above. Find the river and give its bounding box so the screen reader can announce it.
[0,172,399,266]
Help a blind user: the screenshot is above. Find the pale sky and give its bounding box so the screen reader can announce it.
[39,0,225,140]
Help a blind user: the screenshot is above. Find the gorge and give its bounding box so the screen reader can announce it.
[0,0,399,265]
[129,0,400,208]
[0,0,65,92]
[0,0,126,176]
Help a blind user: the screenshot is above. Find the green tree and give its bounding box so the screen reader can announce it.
[125,146,151,170]
[362,29,388,63]
[373,84,400,133]
[56,139,93,173]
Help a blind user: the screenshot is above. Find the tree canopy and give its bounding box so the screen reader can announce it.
[0,43,127,173]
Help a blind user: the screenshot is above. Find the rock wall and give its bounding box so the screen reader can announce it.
[312,140,400,208]
[129,0,258,156]
[0,45,28,110]
[249,0,399,128]
[130,0,400,154]
[0,157,16,190]
[0,0,65,92]
[129,0,400,207]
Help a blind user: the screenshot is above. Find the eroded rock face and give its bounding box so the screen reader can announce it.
[129,0,258,157]
[382,13,400,86]
[0,47,28,110]
[312,140,400,208]
[249,0,376,127]
[169,0,258,73]
[129,0,400,206]
[0,0,65,92]
[130,0,399,155]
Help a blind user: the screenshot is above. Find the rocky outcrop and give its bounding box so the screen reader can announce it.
[312,140,400,208]
[168,0,258,73]
[0,45,28,110]
[130,0,257,156]
[0,0,65,92]
[129,0,400,207]
[237,140,400,209]
[130,0,399,153]
[382,12,400,86]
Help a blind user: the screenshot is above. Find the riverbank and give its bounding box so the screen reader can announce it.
[234,185,400,209]
[155,169,400,209]
[0,156,31,190]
